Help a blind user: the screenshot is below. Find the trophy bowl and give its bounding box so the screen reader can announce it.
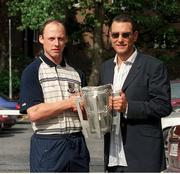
[81,84,112,137]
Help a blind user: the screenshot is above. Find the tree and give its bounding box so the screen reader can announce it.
[7,0,180,84]
[0,0,9,71]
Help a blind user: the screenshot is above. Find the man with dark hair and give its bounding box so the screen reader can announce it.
[100,14,172,172]
[19,19,90,172]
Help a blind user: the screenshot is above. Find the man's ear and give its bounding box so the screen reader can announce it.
[39,35,43,44]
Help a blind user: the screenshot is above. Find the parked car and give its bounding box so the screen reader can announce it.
[165,125,180,172]
[171,80,180,112]
[0,94,20,110]
[0,94,19,130]
[162,80,180,145]
[162,111,180,149]
[161,80,180,171]
[162,112,180,131]
[0,114,16,129]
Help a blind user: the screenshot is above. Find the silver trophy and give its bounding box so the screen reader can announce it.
[76,84,113,138]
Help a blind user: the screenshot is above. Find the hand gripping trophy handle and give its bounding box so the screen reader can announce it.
[112,91,120,135]
[76,96,89,138]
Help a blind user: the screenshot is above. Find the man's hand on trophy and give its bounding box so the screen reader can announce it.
[68,95,78,112]
[119,91,128,113]
[69,95,85,113]
[109,91,127,113]
[77,99,88,120]
[109,90,120,111]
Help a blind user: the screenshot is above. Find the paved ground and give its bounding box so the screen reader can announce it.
[86,135,104,172]
[0,117,172,173]
[0,118,104,172]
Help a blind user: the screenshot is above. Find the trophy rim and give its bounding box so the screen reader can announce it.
[82,84,112,93]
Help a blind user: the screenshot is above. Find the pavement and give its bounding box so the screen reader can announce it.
[5,116,170,173]
[85,135,104,172]
[18,116,105,172]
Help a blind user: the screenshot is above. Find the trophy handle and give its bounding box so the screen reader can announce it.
[76,96,89,138]
[92,95,102,138]
[112,91,121,135]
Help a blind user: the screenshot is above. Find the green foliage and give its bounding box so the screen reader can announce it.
[0,51,32,97]
[7,0,69,30]
[6,0,180,83]
[0,70,20,97]
[7,0,179,50]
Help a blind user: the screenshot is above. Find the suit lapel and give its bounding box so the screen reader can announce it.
[110,60,115,84]
[122,53,142,92]
[106,59,115,84]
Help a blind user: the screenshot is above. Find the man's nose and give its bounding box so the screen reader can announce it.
[54,39,59,46]
[117,35,124,41]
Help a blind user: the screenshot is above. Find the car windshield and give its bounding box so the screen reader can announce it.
[171,82,180,99]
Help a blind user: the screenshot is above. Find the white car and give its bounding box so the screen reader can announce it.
[161,111,180,167]
[161,111,180,156]
[162,111,180,131]
[162,111,180,143]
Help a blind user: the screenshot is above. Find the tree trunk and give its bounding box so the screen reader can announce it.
[88,1,104,86]
[0,0,8,72]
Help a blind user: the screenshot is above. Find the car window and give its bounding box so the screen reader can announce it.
[171,83,180,99]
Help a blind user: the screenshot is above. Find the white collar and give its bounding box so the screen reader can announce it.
[113,49,137,65]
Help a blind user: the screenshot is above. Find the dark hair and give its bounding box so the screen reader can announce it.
[111,14,137,32]
[39,19,66,36]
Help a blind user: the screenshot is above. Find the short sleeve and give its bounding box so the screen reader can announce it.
[19,59,43,114]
